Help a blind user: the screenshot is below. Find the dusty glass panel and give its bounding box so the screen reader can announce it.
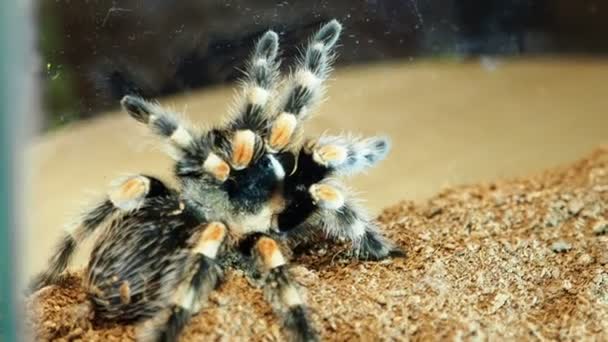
[20,1,608,340]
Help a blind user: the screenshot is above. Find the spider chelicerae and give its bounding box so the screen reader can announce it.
[30,19,404,341]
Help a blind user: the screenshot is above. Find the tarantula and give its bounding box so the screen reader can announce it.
[30,20,403,341]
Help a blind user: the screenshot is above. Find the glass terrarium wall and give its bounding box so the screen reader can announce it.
[28,0,608,305]
[4,0,36,339]
[38,1,608,127]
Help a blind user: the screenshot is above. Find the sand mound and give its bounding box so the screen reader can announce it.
[27,148,608,341]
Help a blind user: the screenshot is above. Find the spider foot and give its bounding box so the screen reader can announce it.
[284,305,319,342]
[357,231,406,261]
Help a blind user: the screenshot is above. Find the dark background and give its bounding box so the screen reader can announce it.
[39,0,608,129]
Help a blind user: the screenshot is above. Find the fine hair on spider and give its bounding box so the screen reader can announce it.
[30,19,404,342]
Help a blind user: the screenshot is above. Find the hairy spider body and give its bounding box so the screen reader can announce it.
[31,20,403,342]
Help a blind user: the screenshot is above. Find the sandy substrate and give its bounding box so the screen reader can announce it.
[27,147,608,341]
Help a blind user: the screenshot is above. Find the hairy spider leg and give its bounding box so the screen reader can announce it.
[266,20,342,153]
[29,175,171,293]
[140,222,227,342]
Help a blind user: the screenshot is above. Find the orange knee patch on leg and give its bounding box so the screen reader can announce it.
[268,113,297,151]
[214,162,231,181]
[194,222,226,258]
[309,183,345,209]
[203,153,230,182]
[313,144,347,166]
[121,177,149,199]
[232,130,256,169]
[201,222,227,242]
[256,237,286,269]
[109,176,150,210]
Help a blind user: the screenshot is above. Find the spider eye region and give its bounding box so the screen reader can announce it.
[225,154,285,209]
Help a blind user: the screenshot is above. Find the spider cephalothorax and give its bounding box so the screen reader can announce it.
[31,20,404,342]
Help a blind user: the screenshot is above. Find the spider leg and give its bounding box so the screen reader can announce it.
[305,134,391,177]
[28,175,171,293]
[121,95,206,155]
[122,96,234,183]
[266,20,342,153]
[247,234,318,342]
[139,222,227,342]
[212,30,281,171]
[285,179,404,260]
[227,30,280,133]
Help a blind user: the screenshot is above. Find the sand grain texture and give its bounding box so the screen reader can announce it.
[27,148,608,341]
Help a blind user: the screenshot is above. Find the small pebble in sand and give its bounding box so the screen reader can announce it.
[551,241,572,253]
[568,199,585,215]
[577,253,595,265]
[592,220,608,235]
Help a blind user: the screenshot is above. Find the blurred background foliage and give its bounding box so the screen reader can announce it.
[38,0,608,130]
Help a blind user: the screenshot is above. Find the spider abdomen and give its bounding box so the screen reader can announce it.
[85,196,202,321]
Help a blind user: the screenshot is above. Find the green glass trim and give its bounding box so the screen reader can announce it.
[0,0,22,340]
